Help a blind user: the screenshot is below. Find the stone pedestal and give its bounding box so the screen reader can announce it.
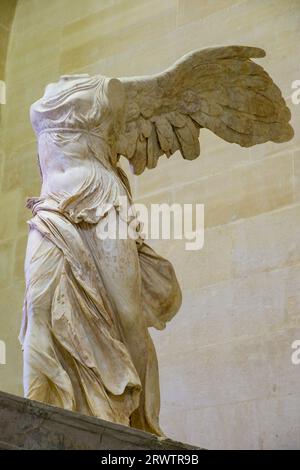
[0,391,199,450]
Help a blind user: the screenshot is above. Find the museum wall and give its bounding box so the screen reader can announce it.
[0,0,17,93]
[0,0,17,143]
[0,0,300,449]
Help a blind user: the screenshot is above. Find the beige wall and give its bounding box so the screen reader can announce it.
[0,0,17,81]
[0,0,300,449]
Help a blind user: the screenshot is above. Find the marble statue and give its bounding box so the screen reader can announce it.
[19,46,293,436]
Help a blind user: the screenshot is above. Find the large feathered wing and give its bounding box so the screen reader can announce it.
[116,46,293,175]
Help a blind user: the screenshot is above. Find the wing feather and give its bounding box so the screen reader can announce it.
[117,45,293,175]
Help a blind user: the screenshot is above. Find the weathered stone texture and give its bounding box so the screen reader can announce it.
[0,392,199,450]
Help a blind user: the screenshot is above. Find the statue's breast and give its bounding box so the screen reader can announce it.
[29,75,111,138]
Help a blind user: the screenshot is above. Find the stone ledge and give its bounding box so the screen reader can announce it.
[0,391,200,450]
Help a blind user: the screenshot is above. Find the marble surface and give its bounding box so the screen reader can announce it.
[0,391,200,450]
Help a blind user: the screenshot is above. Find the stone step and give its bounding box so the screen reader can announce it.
[0,391,200,450]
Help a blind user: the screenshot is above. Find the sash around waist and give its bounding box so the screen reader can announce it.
[38,127,105,140]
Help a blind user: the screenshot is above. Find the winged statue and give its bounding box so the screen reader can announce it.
[19,46,293,436]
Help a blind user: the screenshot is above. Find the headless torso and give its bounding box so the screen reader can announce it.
[29,74,129,222]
